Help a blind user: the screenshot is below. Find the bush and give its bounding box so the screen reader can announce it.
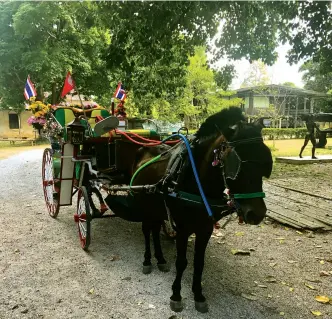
[262,128,307,140]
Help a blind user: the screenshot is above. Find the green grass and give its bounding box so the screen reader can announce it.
[264,138,332,180]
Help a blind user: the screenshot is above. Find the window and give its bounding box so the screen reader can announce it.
[9,113,20,129]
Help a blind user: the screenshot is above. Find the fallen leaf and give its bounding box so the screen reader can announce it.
[284,227,289,230]
[306,278,321,283]
[276,237,285,240]
[231,249,250,256]
[109,255,121,261]
[279,240,284,244]
[288,260,298,264]
[311,311,322,316]
[235,231,245,236]
[280,312,285,316]
[122,277,131,281]
[258,284,268,288]
[148,304,156,309]
[241,293,258,301]
[266,277,277,283]
[289,287,294,292]
[315,296,330,304]
[269,263,277,267]
[215,232,224,237]
[296,231,303,235]
[281,282,288,286]
[267,294,273,298]
[88,288,94,294]
[319,260,325,265]
[319,271,331,277]
[304,283,316,290]
[315,245,323,248]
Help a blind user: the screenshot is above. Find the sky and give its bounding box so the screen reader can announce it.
[211,43,305,90]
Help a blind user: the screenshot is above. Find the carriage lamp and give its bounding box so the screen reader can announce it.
[66,117,86,145]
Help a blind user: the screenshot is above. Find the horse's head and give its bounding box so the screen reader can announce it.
[218,118,272,224]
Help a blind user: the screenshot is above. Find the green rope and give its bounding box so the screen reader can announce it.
[129,154,161,187]
[233,192,265,199]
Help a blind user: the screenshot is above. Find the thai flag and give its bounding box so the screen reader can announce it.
[113,82,126,101]
[24,76,37,100]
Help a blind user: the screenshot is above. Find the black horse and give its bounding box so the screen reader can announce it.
[129,107,273,313]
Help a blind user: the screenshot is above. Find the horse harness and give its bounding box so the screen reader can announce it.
[160,134,266,222]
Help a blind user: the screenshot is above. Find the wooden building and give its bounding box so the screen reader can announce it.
[231,85,330,127]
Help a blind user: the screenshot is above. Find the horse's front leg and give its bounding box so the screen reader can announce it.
[142,220,153,274]
[170,230,189,312]
[151,220,169,272]
[192,223,213,313]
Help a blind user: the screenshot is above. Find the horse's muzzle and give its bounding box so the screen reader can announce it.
[237,198,267,225]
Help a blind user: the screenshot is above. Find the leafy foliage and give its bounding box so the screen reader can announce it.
[241,60,271,88]
[299,61,332,112]
[0,1,331,114]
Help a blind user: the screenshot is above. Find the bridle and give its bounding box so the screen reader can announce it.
[212,135,266,220]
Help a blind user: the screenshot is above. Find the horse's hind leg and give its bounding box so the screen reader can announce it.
[192,224,213,313]
[151,220,169,272]
[142,220,152,274]
[170,230,189,312]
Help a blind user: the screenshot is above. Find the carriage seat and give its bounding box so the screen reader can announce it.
[53,107,77,128]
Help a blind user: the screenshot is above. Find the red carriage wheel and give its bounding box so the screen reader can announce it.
[42,148,60,218]
[75,186,91,250]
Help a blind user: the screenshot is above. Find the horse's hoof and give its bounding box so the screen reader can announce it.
[195,301,208,313]
[142,265,152,274]
[170,300,183,312]
[157,263,170,272]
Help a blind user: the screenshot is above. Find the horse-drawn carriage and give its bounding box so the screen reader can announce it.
[41,104,273,313]
[42,105,178,250]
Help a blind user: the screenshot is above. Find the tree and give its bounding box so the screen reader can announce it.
[1,1,331,111]
[0,2,110,107]
[286,1,332,74]
[213,64,236,90]
[282,82,297,88]
[300,61,332,112]
[241,60,271,88]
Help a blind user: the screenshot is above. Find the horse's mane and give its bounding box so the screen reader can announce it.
[196,107,245,139]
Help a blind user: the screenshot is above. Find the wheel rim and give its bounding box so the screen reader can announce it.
[42,149,59,218]
[76,187,91,250]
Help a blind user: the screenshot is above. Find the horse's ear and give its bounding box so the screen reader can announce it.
[253,118,265,131]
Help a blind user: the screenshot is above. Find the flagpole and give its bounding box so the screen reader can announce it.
[74,85,88,119]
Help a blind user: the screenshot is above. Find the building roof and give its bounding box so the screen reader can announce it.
[235,84,330,98]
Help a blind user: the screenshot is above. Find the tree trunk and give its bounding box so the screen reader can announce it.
[52,83,57,105]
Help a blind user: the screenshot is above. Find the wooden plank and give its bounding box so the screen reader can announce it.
[267,192,332,226]
[266,197,332,230]
[266,181,332,201]
[265,184,332,211]
[265,185,332,223]
[266,210,309,229]
[265,200,325,230]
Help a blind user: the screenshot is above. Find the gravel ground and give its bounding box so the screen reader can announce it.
[0,149,331,319]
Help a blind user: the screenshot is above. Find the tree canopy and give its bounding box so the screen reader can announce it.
[0,1,331,111]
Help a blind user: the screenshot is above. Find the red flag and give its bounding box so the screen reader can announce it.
[61,72,75,98]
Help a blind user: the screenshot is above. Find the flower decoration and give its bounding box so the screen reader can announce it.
[26,98,51,131]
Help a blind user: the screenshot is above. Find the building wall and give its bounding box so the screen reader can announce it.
[0,110,36,138]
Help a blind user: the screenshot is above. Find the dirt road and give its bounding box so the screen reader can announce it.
[0,149,331,319]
